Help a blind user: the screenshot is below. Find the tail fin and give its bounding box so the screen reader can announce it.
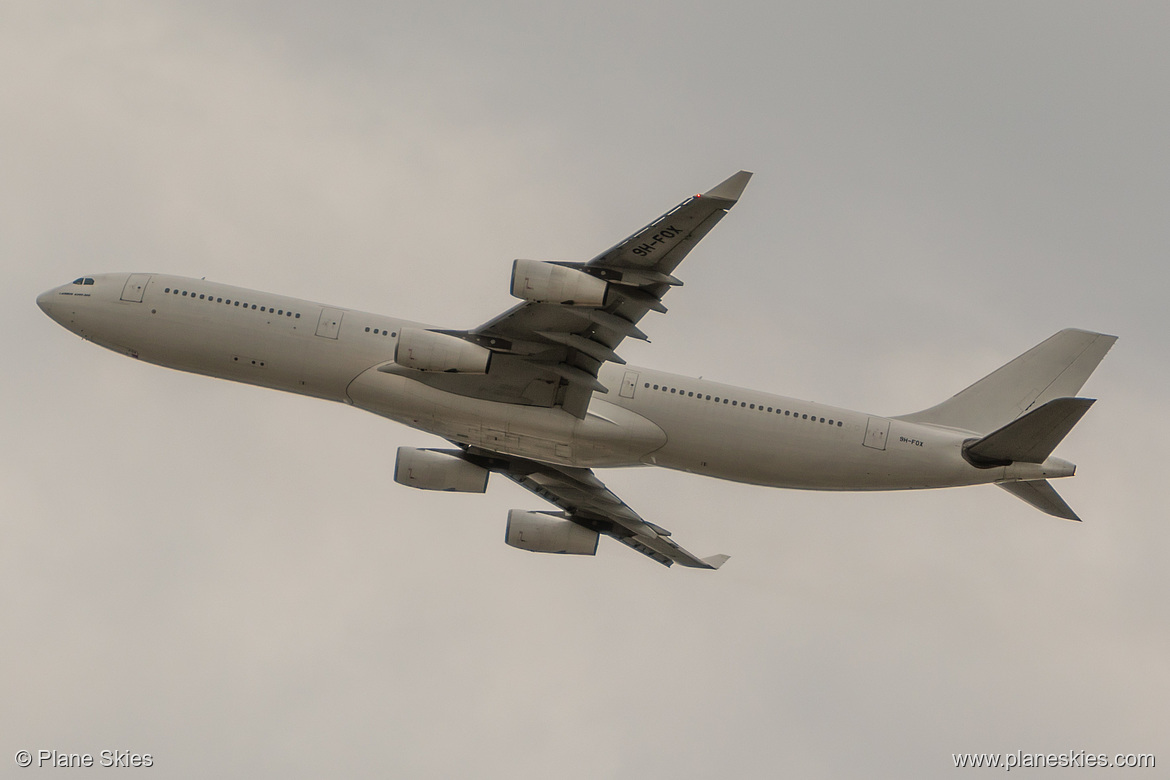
[998,480,1081,521]
[895,329,1117,434]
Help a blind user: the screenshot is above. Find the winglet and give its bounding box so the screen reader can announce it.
[700,554,731,570]
[703,170,753,203]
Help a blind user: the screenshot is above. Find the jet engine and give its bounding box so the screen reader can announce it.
[394,447,489,492]
[505,510,599,555]
[510,260,609,306]
[395,328,491,373]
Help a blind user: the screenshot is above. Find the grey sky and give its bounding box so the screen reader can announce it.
[2,2,1167,777]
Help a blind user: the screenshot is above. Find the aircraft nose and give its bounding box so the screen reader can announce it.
[36,289,54,317]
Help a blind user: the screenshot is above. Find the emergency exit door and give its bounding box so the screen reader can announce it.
[619,370,640,398]
[863,417,890,450]
[120,274,151,302]
[315,308,344,339]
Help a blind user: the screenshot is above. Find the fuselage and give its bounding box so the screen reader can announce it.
[37,273,1070,492]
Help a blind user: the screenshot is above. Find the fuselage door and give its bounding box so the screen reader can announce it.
[619,370,640,399]
[863,417,890,450]
[120,274,151,302]
[315,308,344,339]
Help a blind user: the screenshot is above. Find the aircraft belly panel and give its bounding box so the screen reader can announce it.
[346,367,666,468]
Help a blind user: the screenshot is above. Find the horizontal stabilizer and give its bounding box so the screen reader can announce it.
[998,480,1081,522]
[965,397,1095,465]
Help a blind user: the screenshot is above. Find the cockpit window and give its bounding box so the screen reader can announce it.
[84,278,94,285]
[71,277,95,285]
[72,278,84,285]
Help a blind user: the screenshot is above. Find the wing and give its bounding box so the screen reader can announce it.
[381,171,752,418]
[460,446,729,570]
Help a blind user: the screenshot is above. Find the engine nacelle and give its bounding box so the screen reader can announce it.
[395,328,491,373]
[394,448,489,492]
[510,260,609,306]
[505,510,599,556]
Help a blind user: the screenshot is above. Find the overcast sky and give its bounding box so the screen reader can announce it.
[2,2,1167,777]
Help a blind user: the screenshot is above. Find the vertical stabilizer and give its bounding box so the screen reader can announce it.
[895,329,1117,434]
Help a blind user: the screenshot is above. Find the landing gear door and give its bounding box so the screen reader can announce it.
[863,417,890,450]
[619,370,640,399]
[120,274,151,302]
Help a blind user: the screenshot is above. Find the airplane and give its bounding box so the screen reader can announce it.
[36,171,1116,570]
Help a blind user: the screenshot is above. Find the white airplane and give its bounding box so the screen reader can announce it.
[37,171,1116,570]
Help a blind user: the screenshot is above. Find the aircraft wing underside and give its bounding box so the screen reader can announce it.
[389,171,752,418]
[458,445,728,569]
